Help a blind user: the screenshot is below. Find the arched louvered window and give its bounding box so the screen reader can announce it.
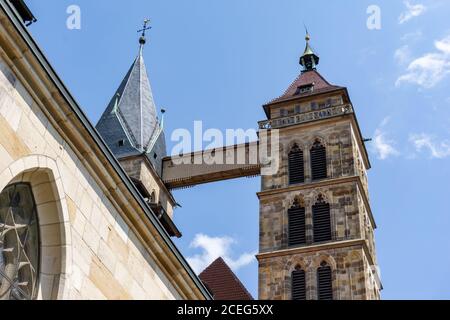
[310,140,327,180]
[317,261,333,300]
[292,267,306,300]
[312,194,332,243]
[288,198,306,246]
[288,144,304,185]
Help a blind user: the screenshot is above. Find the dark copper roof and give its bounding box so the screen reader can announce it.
[199,257,253,300]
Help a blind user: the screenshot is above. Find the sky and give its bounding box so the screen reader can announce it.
[24,0,450,299]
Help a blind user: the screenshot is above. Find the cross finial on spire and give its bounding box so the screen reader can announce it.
[138,19,151,46]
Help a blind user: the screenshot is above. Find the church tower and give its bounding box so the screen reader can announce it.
[256,33,381,300]
[96,21,180,237]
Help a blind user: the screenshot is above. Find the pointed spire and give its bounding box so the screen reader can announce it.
[299,29,320,72]
[96,19,167,175]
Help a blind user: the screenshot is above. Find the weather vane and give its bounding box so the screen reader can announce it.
[138,19,151,45]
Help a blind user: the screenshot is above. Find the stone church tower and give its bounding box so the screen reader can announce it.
[256,33,381,300]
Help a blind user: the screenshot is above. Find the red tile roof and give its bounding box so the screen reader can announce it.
[199,257,253,300]
[265,70,344,106]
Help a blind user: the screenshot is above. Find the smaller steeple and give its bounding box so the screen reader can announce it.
[299,29,320,72]
[96,18,167,176]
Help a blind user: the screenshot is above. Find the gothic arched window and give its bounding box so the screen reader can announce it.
[312,194,332,243]
[292,266,306,300]
[0,183,39,300]
[288,144,304,185]
[288,198,306,246]
[317,261,333,300]
[310,140,327,181]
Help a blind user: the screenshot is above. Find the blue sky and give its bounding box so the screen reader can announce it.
[25,0,450,299]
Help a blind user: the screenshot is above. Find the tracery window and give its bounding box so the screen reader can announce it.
[0,183,39,300]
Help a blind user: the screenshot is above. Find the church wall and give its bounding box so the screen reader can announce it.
[0,57,181,300]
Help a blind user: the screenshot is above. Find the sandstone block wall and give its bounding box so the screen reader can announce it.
[0,57,180,300]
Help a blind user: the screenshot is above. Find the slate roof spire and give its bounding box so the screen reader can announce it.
[96,19,166,176]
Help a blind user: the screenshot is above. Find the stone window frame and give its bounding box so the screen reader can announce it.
[0,155,72,300]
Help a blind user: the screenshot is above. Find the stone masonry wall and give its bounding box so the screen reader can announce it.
[261,120,356,191]
[258,110,380,299]
[258,245,371,300]
[0,56,180,299]
[259,181,364,253]
[120,158,174,218]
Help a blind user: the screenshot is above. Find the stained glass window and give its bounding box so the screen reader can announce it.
[0,183,39,300]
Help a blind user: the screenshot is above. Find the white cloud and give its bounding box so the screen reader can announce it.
[398,1,427,24]
[401,30,423,42]
[186,233,256,274]
[409,133,450,158]
[372,117,400,160]
[394,45,412,65]
[396,35,450,88]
